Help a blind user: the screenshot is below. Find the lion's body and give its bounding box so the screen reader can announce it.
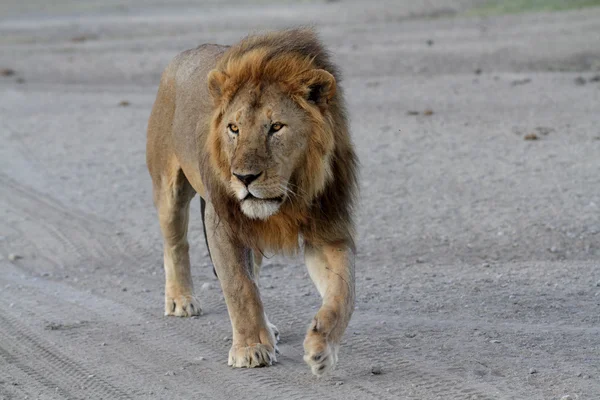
[146,29,357,375]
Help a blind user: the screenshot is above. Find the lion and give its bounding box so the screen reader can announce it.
[146,28,358,376]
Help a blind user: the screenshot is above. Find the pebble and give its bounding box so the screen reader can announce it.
[0,68,15,76]
[164,371,176,376]
[405,332,417,338]
[574,77,586,85]
[590,75,600,82]
[489,339,501,344]
[511,78,531,86]
[529,368,537,374]
[335,381,344,386]
[595,281,600,287]
[482,263,490,268]
[8,253,22,262]
[223,336,230,341]
[371,366,382,375]
[524,133,538,141]
[196,356,205,361]
[560,396,573,400]
[201,282,213,290]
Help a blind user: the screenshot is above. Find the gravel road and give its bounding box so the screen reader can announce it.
[1,1,599,399]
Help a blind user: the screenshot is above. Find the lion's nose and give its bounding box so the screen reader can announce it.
[233,172,262,187]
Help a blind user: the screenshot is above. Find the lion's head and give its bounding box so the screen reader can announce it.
[202,29,357,250]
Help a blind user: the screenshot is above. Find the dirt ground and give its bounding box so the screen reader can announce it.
[1,1,599,399]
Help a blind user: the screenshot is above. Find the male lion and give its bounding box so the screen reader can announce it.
[146,28,358,375]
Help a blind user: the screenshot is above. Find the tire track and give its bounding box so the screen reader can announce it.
[0,312,130,400]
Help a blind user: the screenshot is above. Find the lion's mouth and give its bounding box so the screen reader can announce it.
[243,193,284,203]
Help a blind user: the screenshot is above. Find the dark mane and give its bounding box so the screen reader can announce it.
[202,28,358,252]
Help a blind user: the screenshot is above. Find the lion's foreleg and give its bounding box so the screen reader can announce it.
[303,242,355,376]
[204,203,277,367]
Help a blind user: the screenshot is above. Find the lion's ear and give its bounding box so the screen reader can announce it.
[207,69,228,103]
[300,69,336,107]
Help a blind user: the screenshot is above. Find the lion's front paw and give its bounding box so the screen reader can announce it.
[303,329,339,376]
[228,343,277,368]
[164,294,202,317]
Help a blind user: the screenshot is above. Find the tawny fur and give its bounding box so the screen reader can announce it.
[147,28,358,375]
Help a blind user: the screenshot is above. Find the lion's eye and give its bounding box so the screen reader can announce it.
[270,123,284,133]
[228,124,239,134]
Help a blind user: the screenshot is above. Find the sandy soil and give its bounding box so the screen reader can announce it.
[1,1,599,399]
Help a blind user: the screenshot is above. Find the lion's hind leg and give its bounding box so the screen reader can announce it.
[154,167,201,317]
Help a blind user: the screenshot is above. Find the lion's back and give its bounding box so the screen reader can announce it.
[147,44,228,194]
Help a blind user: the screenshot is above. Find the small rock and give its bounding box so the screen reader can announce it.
[489,339,501,344]
[118,100,130,107]
[71,35,89,42]
[406,110,420,116]
[223,336,230,341]
[0,68,16,77]
[415,258,425,264]
[164,371,176,376]
[590,75,600,82]
[201,282,213,290]
[426,39,434,46]
[574,77,586,86]
[405,332,417,338]
[524,133,538,141]
[423,109,434,116]
[474,68,482,75]
[8,253,22,262]
[100,342,106,346]
[529,368,537,374]
[482,263,490,268]
[196,356,205,361]
[560,395,573,400]
[371,365,382,375]
[335,381,344,386]
[549,246,559,253]
[121,287,127,292]
[511,78,531,86]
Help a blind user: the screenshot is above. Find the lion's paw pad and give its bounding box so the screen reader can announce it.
[304,336,338,376]
[228,344,276,368]
[164,295,202,317]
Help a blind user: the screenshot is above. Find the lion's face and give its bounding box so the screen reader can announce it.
[214,85,312,219]
[208,64,337,220]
